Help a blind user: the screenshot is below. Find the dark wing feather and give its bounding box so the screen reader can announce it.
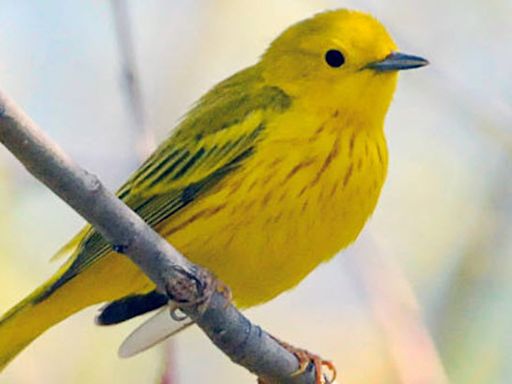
[96,291,168,325]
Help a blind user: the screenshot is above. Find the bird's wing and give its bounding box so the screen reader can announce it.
[45,66,291,295]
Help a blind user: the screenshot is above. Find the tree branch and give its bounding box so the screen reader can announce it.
[0,91,323,382]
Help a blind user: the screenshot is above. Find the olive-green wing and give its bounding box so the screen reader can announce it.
[44,66,291,296]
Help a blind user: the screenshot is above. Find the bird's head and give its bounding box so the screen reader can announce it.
[261,9,428,121]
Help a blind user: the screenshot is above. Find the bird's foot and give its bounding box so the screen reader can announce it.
[216,279,233,305]
[258,339,336,384]
[165,266,232,314]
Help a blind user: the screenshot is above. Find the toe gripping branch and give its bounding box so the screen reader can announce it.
[164,265,231,317]
[258,338,337,384]
[163,266,336,384]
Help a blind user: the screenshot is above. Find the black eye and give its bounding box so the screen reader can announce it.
[325,49,345,68]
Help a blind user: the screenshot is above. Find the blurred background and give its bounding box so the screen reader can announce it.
[0,0,511,383]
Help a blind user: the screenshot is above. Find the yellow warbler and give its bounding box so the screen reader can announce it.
[0,9,427,372]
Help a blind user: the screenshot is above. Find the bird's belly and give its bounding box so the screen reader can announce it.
[161,130,387,308]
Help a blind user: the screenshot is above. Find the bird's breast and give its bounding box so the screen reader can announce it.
[163,112,388,307]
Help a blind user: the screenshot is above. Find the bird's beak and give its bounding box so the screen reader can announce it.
[366,52,429,72]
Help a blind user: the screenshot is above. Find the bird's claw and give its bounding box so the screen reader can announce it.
[165,266,232,314]
[289,347,336,384]
[257,339,337,384]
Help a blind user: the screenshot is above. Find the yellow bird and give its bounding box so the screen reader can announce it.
[0,8,427,374]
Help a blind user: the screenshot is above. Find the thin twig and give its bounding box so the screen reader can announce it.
[110,2,176,381]
[0,90,321,383]
[110,0,156,158]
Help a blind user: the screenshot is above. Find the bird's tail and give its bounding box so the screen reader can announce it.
[0,247,153,372]
[0,230,89,370]
[0,262,92,371]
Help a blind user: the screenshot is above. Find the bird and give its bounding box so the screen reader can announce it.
[0,8,428,380]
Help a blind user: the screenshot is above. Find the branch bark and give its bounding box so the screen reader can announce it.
[0,90,322,383]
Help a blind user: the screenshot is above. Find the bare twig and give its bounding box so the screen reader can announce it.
[110,0,156,158]
[0,90,322,383]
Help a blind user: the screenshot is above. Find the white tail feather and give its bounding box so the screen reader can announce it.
[118,304,193,358]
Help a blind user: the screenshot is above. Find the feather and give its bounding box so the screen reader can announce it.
[118,304,193,358]
[96,290,168,326]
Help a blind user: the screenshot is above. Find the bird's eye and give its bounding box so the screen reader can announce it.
[325,49,345,68]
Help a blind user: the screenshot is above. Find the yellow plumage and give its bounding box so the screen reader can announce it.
[0,9,427,370]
